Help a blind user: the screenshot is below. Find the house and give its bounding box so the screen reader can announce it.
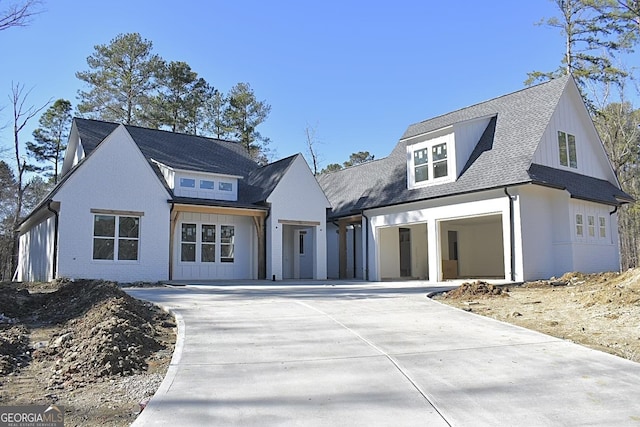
[16,75,631,284]
[16,119,330,283]
[318,75,632,282]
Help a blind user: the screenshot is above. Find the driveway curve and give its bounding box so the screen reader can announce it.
[126,281,640,426]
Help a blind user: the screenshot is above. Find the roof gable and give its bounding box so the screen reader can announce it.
[320,75,629,217]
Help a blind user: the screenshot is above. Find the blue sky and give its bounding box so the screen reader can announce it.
[0,1,590,170]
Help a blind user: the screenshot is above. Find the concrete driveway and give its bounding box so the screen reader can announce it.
[126,281,640,426]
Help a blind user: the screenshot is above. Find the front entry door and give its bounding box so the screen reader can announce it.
[399,227,411,277]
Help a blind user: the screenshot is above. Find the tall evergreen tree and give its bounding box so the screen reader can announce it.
[149,61,209,134]
[526,0,634,92]
[26,98,72,184]
[76,32,164,125]
[203,88,230,139]
[225,82,271,163]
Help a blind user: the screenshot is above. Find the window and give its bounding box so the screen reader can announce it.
[599,217,606,238]
[576,214,584,237]
[299,232,305,255]
[201,225,216,262]
[558,131,577,168]
[414,148,429,182]
[411,139,449,186]
[180,178,196,188]
[181,223,196,262]
[219,182,233,192]
[220,225,235,262]
[432,143,448,179]
[588,215,595,237]
[93,214,139,261]
[200,180,215,190]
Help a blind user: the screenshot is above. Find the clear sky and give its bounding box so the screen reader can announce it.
[0,0,596,170]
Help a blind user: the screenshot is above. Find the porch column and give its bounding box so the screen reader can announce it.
[339,220,347,279]
[427,220,439,282]
[253,216,266,280]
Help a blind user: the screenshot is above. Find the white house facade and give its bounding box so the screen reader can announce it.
[16,120,330,283]
[320,75,631,282]
[16,75,631,284]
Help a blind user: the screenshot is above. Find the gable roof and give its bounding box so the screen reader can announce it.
[318,75,631,218]
[75,118,257,177]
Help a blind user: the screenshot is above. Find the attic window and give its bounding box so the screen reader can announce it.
[558,131,577,168]
[180,178,196,188]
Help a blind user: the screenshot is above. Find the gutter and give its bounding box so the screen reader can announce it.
[46,200,59,280]
[362,211,369,281]
[503,188,516,282]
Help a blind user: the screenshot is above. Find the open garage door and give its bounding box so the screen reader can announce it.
[439,214,504,279]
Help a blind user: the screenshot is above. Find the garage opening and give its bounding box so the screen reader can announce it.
[439,214,504,279]
[379,223,428,280]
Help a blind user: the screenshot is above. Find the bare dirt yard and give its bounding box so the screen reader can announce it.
[0,279,175,427]
[2,271,639,425]
[433,269,640,363]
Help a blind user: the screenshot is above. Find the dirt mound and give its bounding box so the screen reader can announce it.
[0,325,30,375]
[443,281,508,300]
[0,279,173,385]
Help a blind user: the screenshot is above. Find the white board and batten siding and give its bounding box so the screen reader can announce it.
[16,214,56,282]
[532,81,616,183]
[172,212,255,280]
[266,155,331,280]
[54,126,171,283]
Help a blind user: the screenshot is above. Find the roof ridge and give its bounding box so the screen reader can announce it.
[401,75,570,138]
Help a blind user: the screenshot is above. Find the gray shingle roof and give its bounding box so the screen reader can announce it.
[319,75,630,218]
[72,118,294,207]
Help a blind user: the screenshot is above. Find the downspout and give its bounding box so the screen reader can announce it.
[169,202,175,280]
[264,205,270,281]
[362,211,370,281]
[503,188,516,282]
[46,200,59,280]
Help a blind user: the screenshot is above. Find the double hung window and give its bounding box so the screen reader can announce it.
[93,214,140,261]
[411,139,449,186]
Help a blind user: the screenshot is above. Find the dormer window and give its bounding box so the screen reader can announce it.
[408,135,452,188]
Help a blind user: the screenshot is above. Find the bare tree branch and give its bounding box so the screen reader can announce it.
[0,0,42,32]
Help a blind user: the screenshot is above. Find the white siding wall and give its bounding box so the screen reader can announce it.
[532,83,615,182]
[173,171,238,201]
[54,126,171,282]
[17,215,56,282]
[366,190,512,281]
[453,117,492,178]
[517,185,620,279]
[172,212,255,280]
[267,155,330,280]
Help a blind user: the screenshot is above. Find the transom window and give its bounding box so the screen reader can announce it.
[558,131,577,168]
[200,180,215,190]
[219,182,233,192]
[180,223,234,263]
[180,178,196,188]
[93,214,140,261]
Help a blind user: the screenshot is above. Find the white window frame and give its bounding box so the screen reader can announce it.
[179,223,234,264]
[598,216,607,238]
[575,214,584,237]
[92,214,140,262]
[558,131,578,169]
[408,134,452,188]
[587,215,595,237]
